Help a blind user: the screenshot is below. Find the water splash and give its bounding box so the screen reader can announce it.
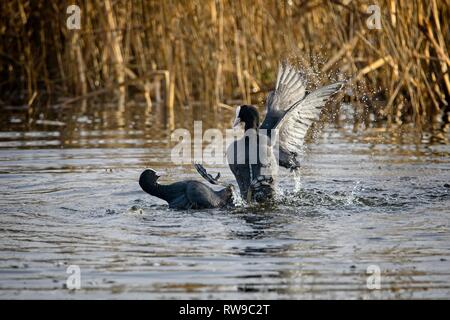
[231,187,245,207]
[293,169,302,193]
[346,181,363,205]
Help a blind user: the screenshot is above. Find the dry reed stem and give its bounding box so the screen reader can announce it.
[0,0,448,130]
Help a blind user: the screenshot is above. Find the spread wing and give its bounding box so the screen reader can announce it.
[260,63,308,130]
[274,82,344,168]
[271,63,308,112]
[259,63,344,169]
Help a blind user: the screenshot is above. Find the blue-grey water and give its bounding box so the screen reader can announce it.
[0,103,449,299]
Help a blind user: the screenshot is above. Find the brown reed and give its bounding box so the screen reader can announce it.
[0,0,448,130]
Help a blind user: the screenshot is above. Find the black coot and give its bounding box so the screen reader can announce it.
[229,63,344,201]
[139,169,233,210]
[227,105,275,202]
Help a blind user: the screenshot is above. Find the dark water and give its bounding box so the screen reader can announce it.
[0,102,449,299]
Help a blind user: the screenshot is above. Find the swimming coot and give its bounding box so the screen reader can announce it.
[139,169,233,209]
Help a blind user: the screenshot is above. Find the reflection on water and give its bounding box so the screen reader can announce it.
[0,102,235,149]
[0,101,449,299]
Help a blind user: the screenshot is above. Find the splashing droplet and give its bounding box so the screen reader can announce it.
[293,169,302,193]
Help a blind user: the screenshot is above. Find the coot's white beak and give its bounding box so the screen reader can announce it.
[153,170,162,178]
[233,117,241,128]
[232,106,241,128]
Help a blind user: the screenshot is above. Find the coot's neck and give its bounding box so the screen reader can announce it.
[244,119,259,131]
[140,179,171,202]
[152,183,164,198]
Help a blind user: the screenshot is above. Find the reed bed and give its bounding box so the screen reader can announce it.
[0,0,449,130]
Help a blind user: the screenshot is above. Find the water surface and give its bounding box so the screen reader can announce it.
[0,103,449,299]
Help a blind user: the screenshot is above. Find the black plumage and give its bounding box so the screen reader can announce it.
[228,106,276,202]
[139,169,233,209]
[139,63,344,209]
[229,63,344,199]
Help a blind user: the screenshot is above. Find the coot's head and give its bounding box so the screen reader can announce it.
[220,184,235,204]
[139,169,160,187]
[233,105,260,131]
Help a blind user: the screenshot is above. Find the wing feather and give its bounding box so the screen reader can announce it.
[260,63,308,130]
[267,63,307,113]
[276,82,344,157]
[259,63,344,169]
